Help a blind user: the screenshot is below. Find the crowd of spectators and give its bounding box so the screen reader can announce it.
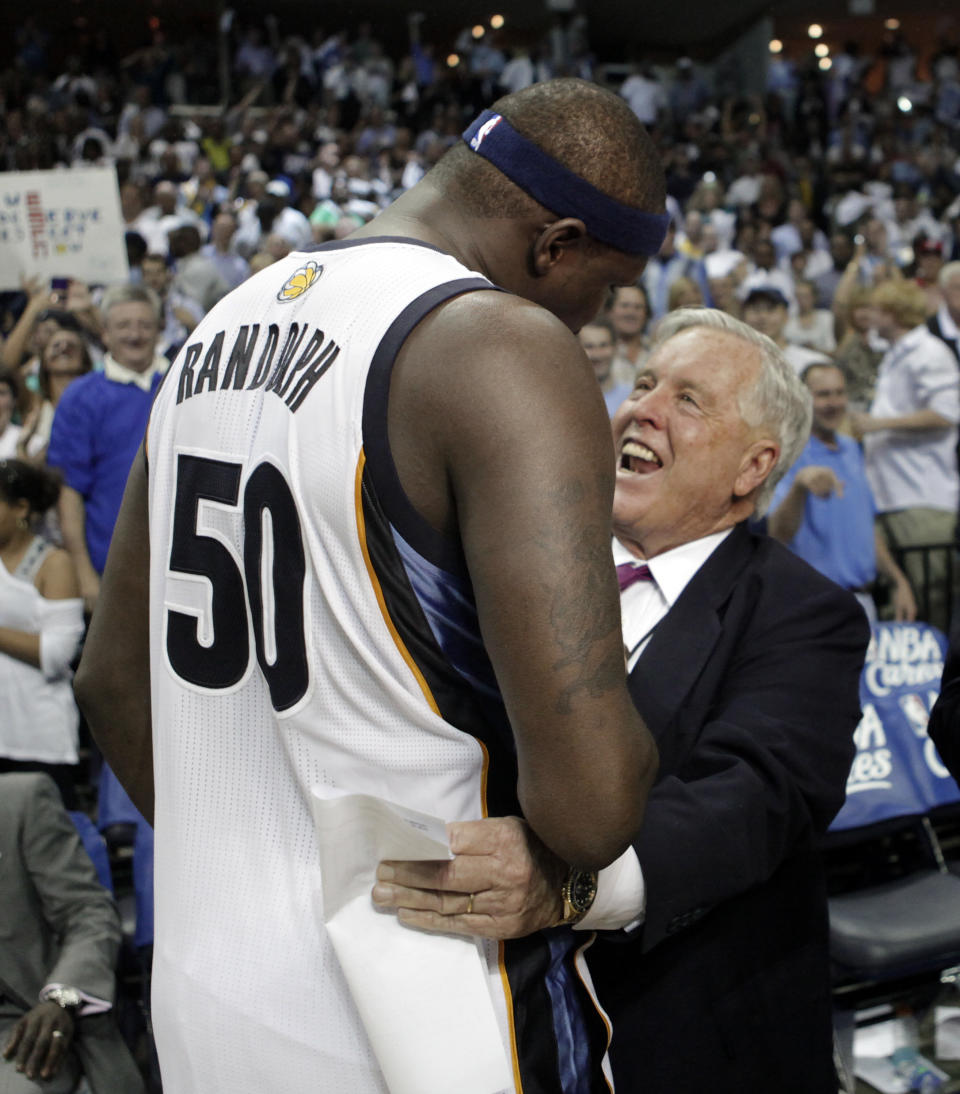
[1,4,958,735]
[1,8,960,1089]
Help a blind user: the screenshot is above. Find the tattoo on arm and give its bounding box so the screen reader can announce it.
[535,478,624,716]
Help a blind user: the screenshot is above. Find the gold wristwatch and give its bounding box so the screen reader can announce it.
[558,867,598,926]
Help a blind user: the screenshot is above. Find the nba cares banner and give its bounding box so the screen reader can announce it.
[831,622,958,832]
[0,167,128,290]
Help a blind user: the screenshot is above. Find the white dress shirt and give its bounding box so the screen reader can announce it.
[576,529,731,932]
[103,352,168,391]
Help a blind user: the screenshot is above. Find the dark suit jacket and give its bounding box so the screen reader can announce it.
[0,774,144,1094]
[588,523,870,1094]
[929,637,960,784]
[927,313,960,363]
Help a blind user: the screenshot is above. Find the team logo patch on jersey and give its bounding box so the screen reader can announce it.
[277,260,323,303]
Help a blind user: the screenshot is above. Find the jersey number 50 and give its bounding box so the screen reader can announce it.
[165,453,308,712]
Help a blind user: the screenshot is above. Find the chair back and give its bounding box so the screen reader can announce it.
[826,623,960,995]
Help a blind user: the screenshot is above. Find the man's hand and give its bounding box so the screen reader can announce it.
[2,1001,74,1082]
[795,465,843,499]
[65,280,92,312]
[372,816,566,940]
[20,274,50,303]
[891,575,917,622]
[77,568,101,616]
[847,411,871,441]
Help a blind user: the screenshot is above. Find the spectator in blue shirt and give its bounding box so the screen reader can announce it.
[768,362,916,623]
[46,285,166,615]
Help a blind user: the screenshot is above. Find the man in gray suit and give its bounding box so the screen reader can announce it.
[0,774,144,1094]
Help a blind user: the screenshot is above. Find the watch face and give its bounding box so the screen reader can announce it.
[49,988,82,1009]
[569,870,598,913]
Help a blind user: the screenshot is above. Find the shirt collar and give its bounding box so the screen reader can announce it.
[103,352,166,391]
[612,527,732,607]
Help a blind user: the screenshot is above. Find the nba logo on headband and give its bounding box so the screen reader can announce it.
[470,114,503,152]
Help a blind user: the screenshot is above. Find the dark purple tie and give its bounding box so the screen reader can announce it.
[616,562,654,592]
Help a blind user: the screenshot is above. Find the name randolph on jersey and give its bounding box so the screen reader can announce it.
[174,321,341,414]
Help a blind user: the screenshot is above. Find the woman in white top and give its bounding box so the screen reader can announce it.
[17,327,94,463]
[784,279,837,355]
[0,371,22,459]
[0,459,84,806]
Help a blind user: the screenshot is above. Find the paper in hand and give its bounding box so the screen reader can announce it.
[310,788,512,1094]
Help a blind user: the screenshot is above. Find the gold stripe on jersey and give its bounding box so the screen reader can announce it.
[355,448,525,1084]
[498,940,526,1094]
[354,449,441,716]
[573,935,615,1094]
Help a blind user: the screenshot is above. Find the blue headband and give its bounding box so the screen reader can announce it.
[462,109,669,257]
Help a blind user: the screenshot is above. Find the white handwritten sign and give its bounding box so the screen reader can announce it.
[0,167,129,290]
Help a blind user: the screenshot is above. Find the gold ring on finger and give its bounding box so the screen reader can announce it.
[466,893,475,915]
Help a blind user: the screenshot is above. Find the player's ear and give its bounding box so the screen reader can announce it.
[530,218,588,276]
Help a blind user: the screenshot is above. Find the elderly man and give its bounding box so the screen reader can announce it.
[852,279,960,631]
[373,309,870,1093]
[77,79,664,1094]
[47,284,166,613]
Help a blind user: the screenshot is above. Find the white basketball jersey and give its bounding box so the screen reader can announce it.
[146,239,614,1094]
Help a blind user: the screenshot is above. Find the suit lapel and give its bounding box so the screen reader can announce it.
[627,523,755,740]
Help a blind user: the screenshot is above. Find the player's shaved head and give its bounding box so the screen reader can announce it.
[431,78,665,223]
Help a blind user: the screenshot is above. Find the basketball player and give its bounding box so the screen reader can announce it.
[76,80,666,1093]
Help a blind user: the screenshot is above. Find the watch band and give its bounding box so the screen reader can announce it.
[558,867,598,926]
[43,987,82,1011]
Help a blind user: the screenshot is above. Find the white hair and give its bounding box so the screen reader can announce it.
[100,282,162,324]
[650,307,813,515]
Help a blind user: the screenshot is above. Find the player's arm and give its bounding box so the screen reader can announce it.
[377,564,869,941]
[73,448,154,823]
[391,293,657,870]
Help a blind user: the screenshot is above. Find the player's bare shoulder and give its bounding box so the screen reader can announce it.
[399,286,588,399]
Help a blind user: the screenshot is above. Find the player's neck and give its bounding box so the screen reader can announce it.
[353,187,490,277]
